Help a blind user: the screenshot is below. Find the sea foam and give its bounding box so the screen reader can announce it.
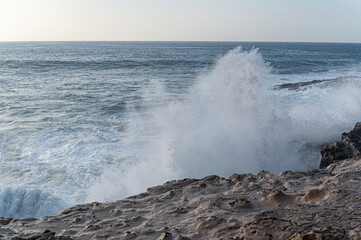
[0,186,65,218]
[87,47,361,202]
[1,43,361,219]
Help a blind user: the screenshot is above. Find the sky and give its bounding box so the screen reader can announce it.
[0,0,361,42]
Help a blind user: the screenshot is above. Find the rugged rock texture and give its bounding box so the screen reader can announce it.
[0,158,361,239]
[320,122,361,168]
[2,126,361,239]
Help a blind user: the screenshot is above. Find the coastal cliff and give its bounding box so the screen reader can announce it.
[2,125,361,239]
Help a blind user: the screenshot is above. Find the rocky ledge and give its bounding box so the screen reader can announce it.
[320,122,361,168]
[2,124,361,239]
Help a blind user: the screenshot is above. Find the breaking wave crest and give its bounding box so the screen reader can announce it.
[88,47,361,202]
[0,186,65,218]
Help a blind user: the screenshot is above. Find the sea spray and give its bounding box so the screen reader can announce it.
[86,48,295,201]
[0,186,65,218]
[89,47,361,202]
[2,43,361,218]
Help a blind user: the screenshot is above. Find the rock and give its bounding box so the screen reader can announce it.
[4,123,361,240]
[0,217,13,225]
[159,232,172,240]
[196,216,224,231]
[174,235,190,240]
[302,189,327,204]
[320,122,361,168]
[10,230,73,240]
[228,198,252,209]
[320,142,352,168]
[290,230,346,240]
[123,231,137,239]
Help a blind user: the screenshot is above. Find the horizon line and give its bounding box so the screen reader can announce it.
[0,40,361,44]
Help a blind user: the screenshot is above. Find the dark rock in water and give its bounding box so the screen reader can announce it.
[320,122,361,168]
[320,142,353,168]
[274,79,327,91]
[0,217,13,225]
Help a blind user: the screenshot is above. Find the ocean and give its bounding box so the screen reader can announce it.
[0,41,361,218]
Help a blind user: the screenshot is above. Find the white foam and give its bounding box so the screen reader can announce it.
[89,47,361,202]
[0,127,129,217]
[0,186,65,218]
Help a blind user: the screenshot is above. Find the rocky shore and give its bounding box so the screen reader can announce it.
[2,124,361,239]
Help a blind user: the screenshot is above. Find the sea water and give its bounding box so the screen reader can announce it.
[0,42,361,218]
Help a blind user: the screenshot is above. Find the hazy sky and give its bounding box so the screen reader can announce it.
[1,0,361,42]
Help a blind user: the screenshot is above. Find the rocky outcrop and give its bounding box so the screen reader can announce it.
[1,126,361,239]
[0,158,360,239]
[320,122,361,168]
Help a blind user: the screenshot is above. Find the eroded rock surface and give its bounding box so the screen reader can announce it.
[0,158,360,239]
[320,122,361,168]
[2,126,361,239]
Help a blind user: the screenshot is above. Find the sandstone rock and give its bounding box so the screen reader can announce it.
[228,198,252,209]
[159,232,172,240]
[10,230,73,240]
[2,125,361,239]
[174,235,190,240]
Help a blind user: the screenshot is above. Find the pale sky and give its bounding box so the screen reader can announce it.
[0,0,361,42]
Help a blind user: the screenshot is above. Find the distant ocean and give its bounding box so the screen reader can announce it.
[1,42,361,218]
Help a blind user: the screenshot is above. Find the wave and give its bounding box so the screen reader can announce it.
[0,186,65,218]
[89,47,361,202]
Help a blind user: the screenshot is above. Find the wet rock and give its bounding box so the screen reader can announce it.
[0,217,13,225]
[320,122,361,168]
[320,142,353,168]
[2,127,361,240]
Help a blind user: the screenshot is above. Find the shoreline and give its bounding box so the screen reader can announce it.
[1,124,361,239]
